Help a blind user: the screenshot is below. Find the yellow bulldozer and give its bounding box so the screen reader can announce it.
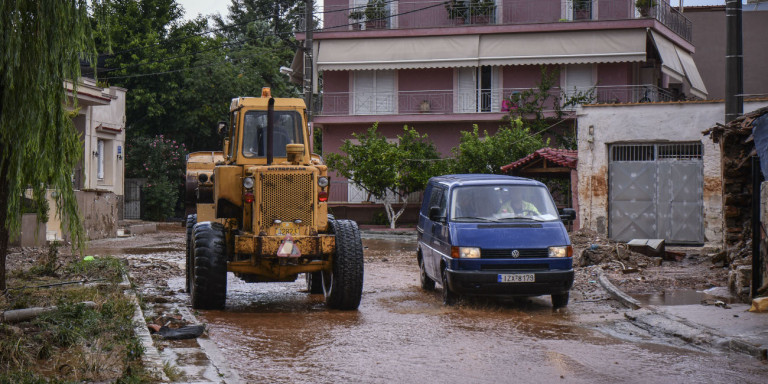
[184,88,363,310]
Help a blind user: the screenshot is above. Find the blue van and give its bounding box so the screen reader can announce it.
[416,174,576,307]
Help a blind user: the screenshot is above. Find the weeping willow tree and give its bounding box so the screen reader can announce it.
[0,1,96,290]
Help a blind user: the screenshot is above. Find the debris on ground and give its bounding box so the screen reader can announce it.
[570,230,729,296]
[749,297,768,313]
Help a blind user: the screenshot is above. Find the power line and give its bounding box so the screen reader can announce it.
[99,1,447,81]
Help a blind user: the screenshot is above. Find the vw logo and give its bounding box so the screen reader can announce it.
[510,250,520,258]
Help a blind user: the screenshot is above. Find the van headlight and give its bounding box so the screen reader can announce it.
[548,246,573,258]
[452,247,481,259]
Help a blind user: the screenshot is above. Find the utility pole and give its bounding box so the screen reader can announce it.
[304,0,314,122]
[725,0,743,123]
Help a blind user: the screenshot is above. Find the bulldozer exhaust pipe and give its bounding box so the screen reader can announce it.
[267,97,275,165]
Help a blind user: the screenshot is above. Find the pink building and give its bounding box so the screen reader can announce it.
[296,0,707,204]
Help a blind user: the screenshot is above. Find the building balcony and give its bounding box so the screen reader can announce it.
[316,0,692,42]
[316,85,676,118]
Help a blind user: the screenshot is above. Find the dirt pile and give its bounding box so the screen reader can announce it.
[570,230,729,295]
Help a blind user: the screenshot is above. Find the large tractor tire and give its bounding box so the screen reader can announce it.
[322,219,364,310]
[191,222,227,310]
[185,214,197,293]
[306,272,324,294]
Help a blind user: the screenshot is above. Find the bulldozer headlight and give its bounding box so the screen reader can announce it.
[243,176,254,189]
[318,176,329,188]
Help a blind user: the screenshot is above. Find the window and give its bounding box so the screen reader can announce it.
[353,70,395,115]
[564,64,594,98]
[241,110,304,158]
[451,185,559,222]
[565,0,593,21]
[456,66,498,113]
[97,139,104,180]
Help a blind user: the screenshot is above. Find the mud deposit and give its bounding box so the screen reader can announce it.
[77,228,768,383]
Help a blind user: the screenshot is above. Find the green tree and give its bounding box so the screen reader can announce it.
[327,125,445,228]
[450,119,548,174]
[504,66,595,149]
[0,0,95,290]
[126,135,188,220]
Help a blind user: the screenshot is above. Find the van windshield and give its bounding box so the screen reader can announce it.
[450,185,559,222]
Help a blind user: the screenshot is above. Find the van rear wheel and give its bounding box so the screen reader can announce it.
[323,219,364,310]
[551,292,569,308]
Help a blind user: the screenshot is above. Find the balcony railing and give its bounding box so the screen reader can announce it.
[315,0,692,42]
[317,85,674,117]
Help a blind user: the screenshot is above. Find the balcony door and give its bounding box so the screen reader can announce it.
[353,70,395,115]
[456,66,498,113]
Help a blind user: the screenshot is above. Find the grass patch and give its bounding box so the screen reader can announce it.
[0,250,150,383]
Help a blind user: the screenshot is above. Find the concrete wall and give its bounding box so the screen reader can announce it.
[576,100,768,247]
[685,7,768,100]
[46,190,120,242]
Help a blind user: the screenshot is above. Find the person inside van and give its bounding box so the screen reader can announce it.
[499,194,540,217]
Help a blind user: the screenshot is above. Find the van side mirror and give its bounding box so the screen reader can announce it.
[559,208,576,221]
[428,206,444,222]
[217,121,228,136]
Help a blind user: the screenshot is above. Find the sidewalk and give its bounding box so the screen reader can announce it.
[599,269,768,359]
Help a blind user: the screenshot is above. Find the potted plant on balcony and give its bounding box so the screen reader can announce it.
[573,0,592,21]
[469,0,496,24]
[350,0,389,30]
[445,0,470,25]
[635,0,657,17]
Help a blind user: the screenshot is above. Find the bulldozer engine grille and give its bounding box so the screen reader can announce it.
[260,173,314,229]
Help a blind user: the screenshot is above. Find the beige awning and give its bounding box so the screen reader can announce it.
[289,49,304,85]
[675,46,708,99]
[650,31,685,84]
[478,29,648,66]
[316,35,480,71]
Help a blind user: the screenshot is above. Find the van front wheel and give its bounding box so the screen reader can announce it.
[441,267,458,306]
[551,292,569,308]
[419,255,435,291]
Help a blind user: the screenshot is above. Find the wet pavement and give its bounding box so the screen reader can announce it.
[86,227,768,383]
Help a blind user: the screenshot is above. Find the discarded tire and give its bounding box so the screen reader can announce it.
[191,221,227,310]
[323,219,364,310]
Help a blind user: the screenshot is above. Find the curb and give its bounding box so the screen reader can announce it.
[124,273,242,382]
[596,269,642,309]
[596,269,767,360]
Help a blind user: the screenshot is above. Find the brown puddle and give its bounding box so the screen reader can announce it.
[631,289,738,306]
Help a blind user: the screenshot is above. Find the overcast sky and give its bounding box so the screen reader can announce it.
[175,1,741,22]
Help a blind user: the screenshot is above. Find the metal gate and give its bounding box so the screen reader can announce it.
[124,178,145,220]
[608,143,704,244]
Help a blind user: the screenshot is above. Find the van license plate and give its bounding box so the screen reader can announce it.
[498,274,535,283]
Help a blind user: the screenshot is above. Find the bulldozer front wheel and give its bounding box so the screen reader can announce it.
[191,222,227,310]
[185,214,197,293]
[322,219,364,310]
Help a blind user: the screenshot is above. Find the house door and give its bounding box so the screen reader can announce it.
[456,66,497,113]
[608,143,704,244]
[353,70,395,115]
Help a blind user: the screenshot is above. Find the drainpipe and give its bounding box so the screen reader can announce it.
[725,0,743,123]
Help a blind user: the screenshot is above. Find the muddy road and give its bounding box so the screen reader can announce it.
[88,226,768,383]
